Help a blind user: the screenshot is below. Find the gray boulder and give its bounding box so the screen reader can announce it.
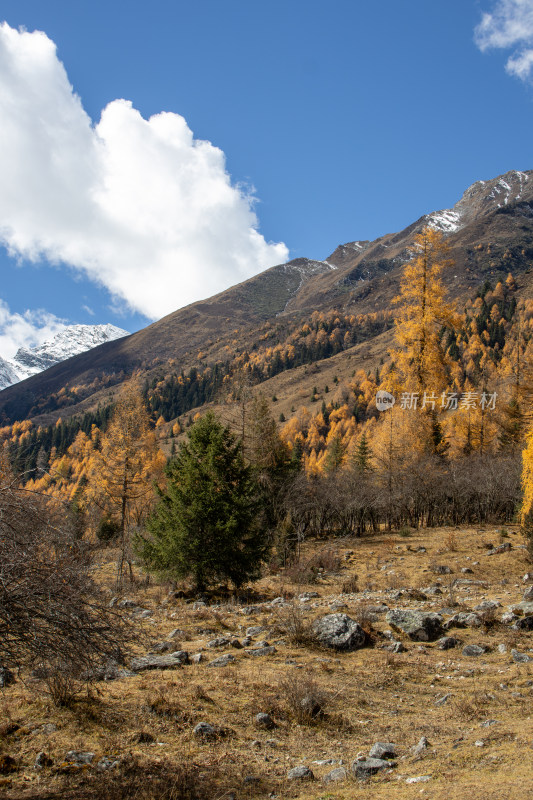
[443,612,482,629]
[369,742,397,759]
[65,751,95,765]
[130,651,189,672]
[312,613,366,650]
[513,615,533,631]
[245,646,276,657]
[323,767,347,783]
[386,610,443,641]
[255,712,275,729]
[207,637,231,649]
[462,644,488,657]
[523,586,533,601]
[206,654,235,667]
[287,765,314,781]
[194,722,216,740]
[352,757,396,779]
[511,649,532,663]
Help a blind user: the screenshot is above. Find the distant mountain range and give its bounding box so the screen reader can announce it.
[0,324,129,390]
[0,168,531,425]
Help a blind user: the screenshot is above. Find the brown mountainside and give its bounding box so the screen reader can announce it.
[1,168,532,426]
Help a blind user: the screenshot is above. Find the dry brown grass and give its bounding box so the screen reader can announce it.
[2,525,533,800]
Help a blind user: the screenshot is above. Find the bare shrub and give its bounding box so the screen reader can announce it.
[341,574,359,594]
[284,547,341,585]
[444,530,458,551]
[279,673,329,724]
[273,603,317,647]
[0,465,133,702]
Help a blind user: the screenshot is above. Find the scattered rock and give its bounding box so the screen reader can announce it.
[443,612,482,629]
[245,646,277,657]
[118,599,138,609]
[432,565,452,575]
[486,543,511,555]
[435,693,452,706]
[312,613,366,650]
[352,757,396,779]
[34,752,53,769]
[190,653,204,664]
[246,626,266,637]
[474,600,500,612]
[64,751,95,765]
[193,722,216,740]
[462,644,488,657]
[436,636,460,650]
[97,756,120,770]
[255,713,276,729]
[412,736,429,756]
[168,628,186,639]
[523,586,533,601]
[130,651,189,672]
[512,615,533,631]
[406,775,431,784]
[386,610,443,641]
[461,567,473,574]
[299,592,319,601]
[510,601,533,616]
[323,766,347,783]
[511,649,532,663]
[207,637,231,649]
[384,641,406,653]
[523,572,533,583]
[287,765,314,781]
[206,654,235,667]
[369,742,397,759]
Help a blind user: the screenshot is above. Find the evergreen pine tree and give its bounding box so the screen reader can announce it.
[136,411,268,592]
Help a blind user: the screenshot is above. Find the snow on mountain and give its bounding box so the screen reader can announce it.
[425,170,531,236]
[0,324,129,390]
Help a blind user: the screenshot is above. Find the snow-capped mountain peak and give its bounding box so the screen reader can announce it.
[0,324,129,390]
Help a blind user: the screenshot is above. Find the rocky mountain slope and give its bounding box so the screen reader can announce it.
[0,169,531,425]
[0,324,129,390]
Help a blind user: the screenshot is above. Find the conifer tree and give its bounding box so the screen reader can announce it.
[136,411,268,592]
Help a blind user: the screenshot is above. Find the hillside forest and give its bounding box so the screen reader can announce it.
[2,228,533,577]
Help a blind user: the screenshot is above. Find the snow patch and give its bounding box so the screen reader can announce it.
[0,324,129,390]
[426,209,462,233]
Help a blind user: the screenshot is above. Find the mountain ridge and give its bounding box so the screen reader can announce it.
[1,168,532,425]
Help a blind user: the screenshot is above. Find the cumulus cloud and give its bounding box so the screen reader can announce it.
[475,0,533,82]
[0,300,67,359]
[0,23,289,320]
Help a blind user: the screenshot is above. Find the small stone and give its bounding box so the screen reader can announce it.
[369,742,397,759]
[192,601,207,609]
[255,713,275,729]
[432,565,452,574]
[34,752,53,769]
[435,693,452,706]
[246,626,265,637]
[193,722,216,740]
[245,646,276,657]
[462,644,488,657]
[323,766,347,783]
[443,612,482,629]
[230,639,243,649]
[474,740,485,747]
[486,543,511,555]
[461,567,473,574]
[474,600,500,612]
[207,637,231,648]
[190,653,204,664]
[412,736,429,756]
[523,573,533,583]
[65,751,95,765]
[352,757,396,779]
[497,643,507,654]
[287,765,314,781]
[130,651,189,671]
[436,636,459,650]
[97,756,120,770]
[206,654,235,667]
[523,586,533,601]
[406,775,431,784]
[511,649,532,663]
[168,628,186,638]
[513,615,533,631]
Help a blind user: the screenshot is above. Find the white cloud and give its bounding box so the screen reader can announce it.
[0,23,289,321]
[0,299,67,358]
[475,0,533,82]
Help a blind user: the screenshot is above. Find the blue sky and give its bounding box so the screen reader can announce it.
[0,0,532,355]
